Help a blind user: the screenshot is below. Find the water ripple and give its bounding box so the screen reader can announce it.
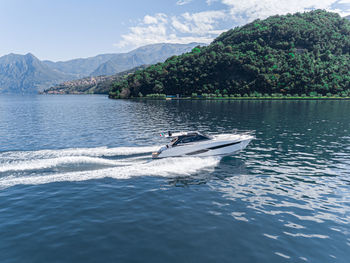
[1,97,350,263]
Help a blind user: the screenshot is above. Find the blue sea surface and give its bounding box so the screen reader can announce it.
[0,95,349,262]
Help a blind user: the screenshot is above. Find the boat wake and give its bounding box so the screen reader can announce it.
[0,146,221,189]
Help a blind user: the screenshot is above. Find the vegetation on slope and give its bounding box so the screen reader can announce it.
[109,10,350,99]
[42,66,147,94]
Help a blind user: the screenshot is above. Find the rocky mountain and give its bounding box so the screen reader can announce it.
[42,65,148,95]
[90,43,202,76]
[42,43,201,78]
[0,53,75,93]
[43,54,117,78]
[0,43,201,94]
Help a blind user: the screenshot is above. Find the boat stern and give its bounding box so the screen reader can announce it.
[152,151,160,159]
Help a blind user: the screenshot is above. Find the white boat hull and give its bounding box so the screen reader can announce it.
[154,134,253,158]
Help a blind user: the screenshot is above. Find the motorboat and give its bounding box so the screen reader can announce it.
[152,131,253,159]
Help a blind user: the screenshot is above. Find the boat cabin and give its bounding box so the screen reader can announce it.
[169,132,211,147]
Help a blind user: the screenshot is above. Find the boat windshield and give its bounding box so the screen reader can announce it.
[171,133,210,146]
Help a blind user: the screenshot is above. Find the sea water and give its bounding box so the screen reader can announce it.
[0,95,349,262]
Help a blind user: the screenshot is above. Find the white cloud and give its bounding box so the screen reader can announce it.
[176,0,193,5]
[206,0,219,5]
[221,0,350,23]
[172,17,192,33]
[143,13,168,25]
[115,10,227,50]
[143,15,158,24]
[179,10,227,34]
[115,0,350,51]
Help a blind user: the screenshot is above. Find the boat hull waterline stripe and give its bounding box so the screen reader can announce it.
[185,141,242,156]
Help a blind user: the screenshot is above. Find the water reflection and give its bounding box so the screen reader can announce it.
[1,97,350,262]
[153,99,350,261]
[208,147,350,223]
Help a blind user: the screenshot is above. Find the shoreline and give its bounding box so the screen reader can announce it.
[40,94,350,100]
[109,96,350,101]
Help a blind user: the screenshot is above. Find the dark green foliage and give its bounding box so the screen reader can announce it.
[145,93,166,99]
[110,10,350,99]
[191,47,201,54]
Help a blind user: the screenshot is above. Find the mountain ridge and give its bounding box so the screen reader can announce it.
[0,53,76,93]
[90,43,203,76]
[43,53,117,78]
[0,43,202,93]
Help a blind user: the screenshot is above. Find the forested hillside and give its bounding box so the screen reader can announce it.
[110,10,350,99]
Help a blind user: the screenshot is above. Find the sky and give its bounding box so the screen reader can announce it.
[0,0,349,61]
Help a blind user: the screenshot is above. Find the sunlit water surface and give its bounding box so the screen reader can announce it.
[0,95,349,263]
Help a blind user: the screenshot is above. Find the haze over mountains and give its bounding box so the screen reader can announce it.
[0,43,201,94]
[43,54,117,78]
[0,53,74,94]
[90,44,203,76]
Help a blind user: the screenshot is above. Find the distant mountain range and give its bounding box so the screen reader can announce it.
[90,43,203,76]
[0,43,201,93]
[0,53,75,94]
[43,54,117,78]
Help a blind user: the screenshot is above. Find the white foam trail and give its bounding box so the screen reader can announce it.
[0,146,160,163]
[0,157,220,189]
[0,156,143,173]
